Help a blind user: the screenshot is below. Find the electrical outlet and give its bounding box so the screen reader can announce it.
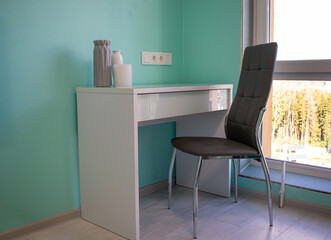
[141,52,172,65]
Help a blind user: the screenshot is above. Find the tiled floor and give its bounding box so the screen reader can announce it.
[140,186,331,240]
[10,186,331,240]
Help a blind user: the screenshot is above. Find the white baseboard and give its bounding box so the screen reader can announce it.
[139,178,174,197]
[0,180,172,239]
[0,209,80,240]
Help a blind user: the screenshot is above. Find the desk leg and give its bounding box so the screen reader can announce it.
[176,111,231,197]
[77,92,139,240]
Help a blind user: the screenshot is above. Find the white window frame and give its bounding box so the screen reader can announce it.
[243,0,331,179]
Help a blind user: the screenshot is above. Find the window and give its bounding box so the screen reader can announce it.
[272,0,331,79]
[271,80,331,168]
[245,0,331,177]
[273,0,331,61]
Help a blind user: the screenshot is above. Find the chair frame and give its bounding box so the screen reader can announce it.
[168,107,273,239]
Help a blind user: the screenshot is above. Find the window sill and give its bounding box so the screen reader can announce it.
[240,164,331,194]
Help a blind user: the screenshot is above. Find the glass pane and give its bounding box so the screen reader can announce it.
[273,0,331,60]
[271,80,331,168]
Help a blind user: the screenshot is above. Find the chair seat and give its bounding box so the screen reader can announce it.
[171,137,259,158]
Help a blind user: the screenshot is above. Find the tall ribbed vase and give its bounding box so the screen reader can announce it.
[93,40,112,87]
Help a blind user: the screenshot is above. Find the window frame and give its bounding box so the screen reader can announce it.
[243,0,331,178]
[275,60,331,80]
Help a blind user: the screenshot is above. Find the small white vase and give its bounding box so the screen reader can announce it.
[112,50,123,65]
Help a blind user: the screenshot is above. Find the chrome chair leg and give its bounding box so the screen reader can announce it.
[260,154,273,226]
[193,156,202,239]
[232,159,238,203]
[168,148,177,209]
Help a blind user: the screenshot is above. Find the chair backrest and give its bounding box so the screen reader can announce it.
[226,43,278,150]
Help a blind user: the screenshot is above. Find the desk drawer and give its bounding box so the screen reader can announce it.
[137,89,229,121]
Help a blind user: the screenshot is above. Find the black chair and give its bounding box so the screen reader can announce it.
[168,43,278,239]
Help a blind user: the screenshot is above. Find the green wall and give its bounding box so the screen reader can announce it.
[138,123,176,188]
[183,0,241,92]
[0,0,183,232]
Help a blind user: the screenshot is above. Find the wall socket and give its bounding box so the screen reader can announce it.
[141,52,172,65]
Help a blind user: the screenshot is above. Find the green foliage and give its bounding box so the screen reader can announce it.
[272,81,330,151]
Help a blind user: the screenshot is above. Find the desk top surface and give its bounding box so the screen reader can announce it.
[77,83,233,95]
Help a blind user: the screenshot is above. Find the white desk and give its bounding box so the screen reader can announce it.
[76,84,233,240]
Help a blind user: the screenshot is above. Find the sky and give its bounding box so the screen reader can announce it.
[273,0,331,61]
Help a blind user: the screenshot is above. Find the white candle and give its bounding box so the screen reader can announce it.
[113,64,132,88]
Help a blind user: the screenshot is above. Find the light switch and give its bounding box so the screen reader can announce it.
[141,52,172,65]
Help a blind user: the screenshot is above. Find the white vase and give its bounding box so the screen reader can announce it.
[112,50,123,65]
